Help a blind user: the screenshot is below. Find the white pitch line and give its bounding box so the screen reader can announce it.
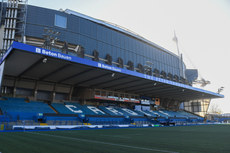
[27,131,179,153]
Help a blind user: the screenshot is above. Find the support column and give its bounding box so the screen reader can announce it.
[34,81,38,100]
[13,78,17,97]
[68,86,74,101]
[51,83,57,102]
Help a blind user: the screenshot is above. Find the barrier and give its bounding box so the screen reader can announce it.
[0,124,4,130]
[12,124,138,130]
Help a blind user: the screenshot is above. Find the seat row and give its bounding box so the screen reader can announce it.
[0,97,200,120]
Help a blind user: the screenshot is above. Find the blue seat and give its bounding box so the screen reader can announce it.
[64,102,106,115]
[0,99,54,114]
[83,105,107,116]
[117,108,141,116]
[98,106,124,116]
[51,103,76,114]
[63,102,85,114]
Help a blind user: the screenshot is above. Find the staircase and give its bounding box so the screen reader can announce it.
[49,104,58,114]
[1,0,28,55]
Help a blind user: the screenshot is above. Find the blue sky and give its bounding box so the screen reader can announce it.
[28,0,230,113]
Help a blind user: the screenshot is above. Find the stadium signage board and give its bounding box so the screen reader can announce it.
[97,63,121,72]
[140,100,151,105]
[94,95,140,103]
[35,48,72,61]
[0,42,224,98]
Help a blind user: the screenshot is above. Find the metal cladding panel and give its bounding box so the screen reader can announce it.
[67,15,80,33]
[25,24,44,39]
[37,82,54,91]
[16,79,36,89]
[2,77,14,87]
[27,5,56,27]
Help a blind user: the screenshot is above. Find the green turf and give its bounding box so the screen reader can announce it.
[0,125,230,153]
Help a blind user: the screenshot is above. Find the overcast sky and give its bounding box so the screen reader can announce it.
[28,0,230,113]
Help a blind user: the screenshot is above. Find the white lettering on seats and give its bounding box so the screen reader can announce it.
[138,110,152,116]
[65,105,83,114]
[122,108,138,116]
[106,107,123,115]
[87,106,105,114]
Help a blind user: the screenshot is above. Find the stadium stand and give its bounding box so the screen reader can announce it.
[0,1,224,131]
[0,96,206,130]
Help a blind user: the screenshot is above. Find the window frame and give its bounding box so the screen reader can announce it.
[54,14,67,28]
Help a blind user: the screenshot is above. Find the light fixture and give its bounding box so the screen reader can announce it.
[74,45,80,53]
[111,73,115,77]
[43,58,47,63]
[42,28,60,50]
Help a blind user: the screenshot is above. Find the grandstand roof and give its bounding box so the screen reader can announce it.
[0,42,224,101]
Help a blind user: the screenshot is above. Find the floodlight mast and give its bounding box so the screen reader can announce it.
[173,30,183,77]
[172,31,211,87]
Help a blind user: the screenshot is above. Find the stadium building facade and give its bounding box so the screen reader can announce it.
[0,0,224,129]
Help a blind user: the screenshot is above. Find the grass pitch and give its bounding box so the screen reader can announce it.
[0,125,230,153]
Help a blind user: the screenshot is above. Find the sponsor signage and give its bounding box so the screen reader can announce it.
[94,95,140,103]
[97,63,121,72]
[141,100,150,105]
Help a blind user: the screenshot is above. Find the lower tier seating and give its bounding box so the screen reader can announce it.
[0,97,203,125]
[0,98,54,117]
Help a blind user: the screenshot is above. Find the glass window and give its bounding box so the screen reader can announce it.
[95,90,100,96]
[108,92,113,96]
[125,94,129,98]
[55,14,67,28]
[114,93,119,97]
[101,91,106,97]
